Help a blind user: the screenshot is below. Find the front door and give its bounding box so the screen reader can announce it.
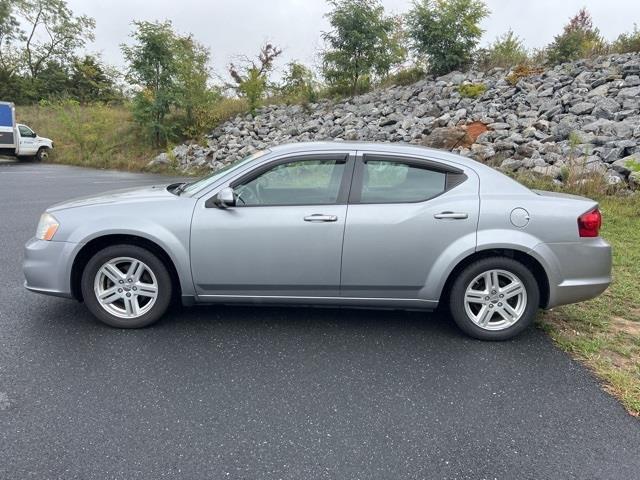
[340,152,479,302]
[18,125,37,155]
[191,153,354,298]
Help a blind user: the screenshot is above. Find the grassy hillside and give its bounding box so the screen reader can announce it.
[17,104,161,172]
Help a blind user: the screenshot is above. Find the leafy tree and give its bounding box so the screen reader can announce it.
[0,0,24,75]
[19,0,95,78]
[122,21,180,145]
[407,0,489,76]
[174,35,220,137]
[69,55,122,104]
[123,21,217,144]
[279,61,317,103]
[228,43,282,115]
[0,0,103,103]
[477,30,529,70]
[546,8,606,65]
[321,0,403,95]
[611,24,640,54]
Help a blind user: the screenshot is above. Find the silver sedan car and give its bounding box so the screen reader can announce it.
[24,142,612,340]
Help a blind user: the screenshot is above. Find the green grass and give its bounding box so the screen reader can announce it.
[536,195,640,416]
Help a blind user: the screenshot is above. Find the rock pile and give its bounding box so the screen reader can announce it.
[151,53,640,188]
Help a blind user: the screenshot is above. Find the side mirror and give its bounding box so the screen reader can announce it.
[209,187,236,208]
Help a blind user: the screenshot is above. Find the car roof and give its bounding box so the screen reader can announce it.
[267,140,486,171]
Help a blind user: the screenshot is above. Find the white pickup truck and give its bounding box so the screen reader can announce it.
[0,101,54,161]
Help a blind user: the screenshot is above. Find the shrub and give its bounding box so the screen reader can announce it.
[458,82,486,98]
[209,97,249,125]
[279,61,318,104]
[546,8,607,65]
[380,66,426,87]
[476,30,529,70]
[406,0,489,76]
[611,25,640,54]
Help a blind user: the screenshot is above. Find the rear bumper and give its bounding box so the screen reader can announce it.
[532,238,612,309]
[23,238,78,299]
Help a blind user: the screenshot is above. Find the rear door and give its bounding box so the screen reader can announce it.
[340,151,479,301]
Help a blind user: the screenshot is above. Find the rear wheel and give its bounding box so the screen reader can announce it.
[81,245,172,328]
[449,257,539,340]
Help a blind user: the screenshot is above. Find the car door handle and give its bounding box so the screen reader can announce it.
[434,212,468,220]
[304,214,338,222]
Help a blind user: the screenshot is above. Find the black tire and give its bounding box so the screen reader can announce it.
[35,147,49,162]
[448,257,540,341]
[81,244,172,328]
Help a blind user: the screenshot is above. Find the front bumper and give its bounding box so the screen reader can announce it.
[23,238,79,299]
[533,238,612,309]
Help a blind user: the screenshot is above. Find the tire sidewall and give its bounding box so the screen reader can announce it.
[35,148,47,162]
[449,257,540,341]
[81,244,172,328]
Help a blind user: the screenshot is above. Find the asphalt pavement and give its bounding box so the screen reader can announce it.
[1,161,639,479]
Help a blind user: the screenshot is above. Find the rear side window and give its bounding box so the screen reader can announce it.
[359,160,447,203]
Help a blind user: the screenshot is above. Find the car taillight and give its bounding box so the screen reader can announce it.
[578,208,602,238]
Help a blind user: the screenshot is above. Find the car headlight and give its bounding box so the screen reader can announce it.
[36,213,59,241]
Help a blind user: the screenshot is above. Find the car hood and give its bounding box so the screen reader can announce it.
[47,184,177,212]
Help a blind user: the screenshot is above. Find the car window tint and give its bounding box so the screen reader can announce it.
[236,159,345,206]
[360,160,446,203]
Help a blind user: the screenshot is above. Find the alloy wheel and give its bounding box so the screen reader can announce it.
[463,269,527,331]
[93,257,158,319]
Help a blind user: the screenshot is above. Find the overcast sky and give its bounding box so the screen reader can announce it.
[67,0,640,79]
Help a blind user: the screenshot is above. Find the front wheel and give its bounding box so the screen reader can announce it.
[81,245,172,328]
[448,257,540,341]
[35,147,49,162]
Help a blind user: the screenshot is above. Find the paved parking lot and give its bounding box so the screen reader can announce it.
[1,162,639,479]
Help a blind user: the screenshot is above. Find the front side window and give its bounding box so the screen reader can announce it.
[358,159,447,203]
[19,125,34,137]
[182,150,268,195]
[234,158,346,206]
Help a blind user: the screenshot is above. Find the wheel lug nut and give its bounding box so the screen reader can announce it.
[119,280,124,284]
[128,278,133,283]
[489,304,494,308]
[132,286,137,291]
[499,294,504,298]
[491,290,496,294]
[498,302,502,307]
[126,292,131,297]
[118,288,123,293]
[485,296,490,300]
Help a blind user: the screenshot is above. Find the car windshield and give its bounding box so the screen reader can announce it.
[181,150,269,195]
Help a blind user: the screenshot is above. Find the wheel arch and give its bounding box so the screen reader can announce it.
[70,234,182,303]
[440,248,550,309]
